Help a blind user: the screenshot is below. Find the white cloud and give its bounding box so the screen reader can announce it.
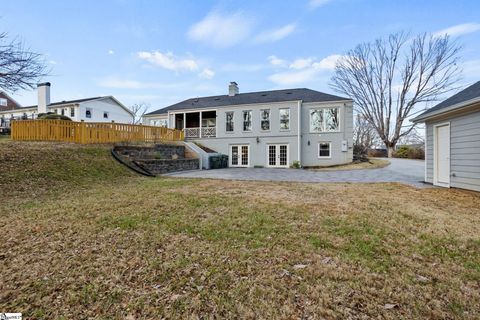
[308,0,333,9]
[97,77,186,89]
[188,11,255,48]
[254,23,297,43]
[312,54,342,70]
[434,22,480,37]
[268,54,342,85]
[289,58,314,69]
[137,51,199,72]
[108,49,115,55]
[199,68,215,79]
[268,55,287,67]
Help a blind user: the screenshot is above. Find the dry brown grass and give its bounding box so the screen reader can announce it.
[0,141,479,319]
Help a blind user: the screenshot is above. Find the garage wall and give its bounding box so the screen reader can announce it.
[426,107,480,191]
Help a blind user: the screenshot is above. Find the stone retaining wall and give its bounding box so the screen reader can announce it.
[135,158,199,174]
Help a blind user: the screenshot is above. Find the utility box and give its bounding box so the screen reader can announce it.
[342,140,348,152]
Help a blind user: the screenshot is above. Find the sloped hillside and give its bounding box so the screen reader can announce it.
[0,140,136,199]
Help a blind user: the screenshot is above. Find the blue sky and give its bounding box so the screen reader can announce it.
[3,0,480,111]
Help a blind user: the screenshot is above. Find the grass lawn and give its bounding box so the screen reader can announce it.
[0,141,479,319]
[307,158,390,171]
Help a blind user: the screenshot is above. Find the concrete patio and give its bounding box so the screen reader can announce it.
[164,158,431,188]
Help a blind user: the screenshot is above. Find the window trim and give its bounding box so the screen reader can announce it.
[70,107,75,118]
[242,110,252,132]
[318,142,332,159]
[260,109,270,131]
[225,111,234,133]
[309,107,341,133]
[279,108,290,131]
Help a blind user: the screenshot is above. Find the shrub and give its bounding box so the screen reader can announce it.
[37,113,72,121]
[393,146,425,160]
[291,160,301,169]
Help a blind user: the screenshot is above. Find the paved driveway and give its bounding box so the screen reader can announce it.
[164,158,430,188]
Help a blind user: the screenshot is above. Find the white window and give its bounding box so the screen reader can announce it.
[243,110,252,132]
[226,111,234,132]
[279,108,290,130]
[310,108,339,132]
[61,109,65,116]
[70,108,75,117]
[85,108,92,118]
[103,111,109,119]
[318,142,331,158]
[0,98,7,106]
[260,109,270,131]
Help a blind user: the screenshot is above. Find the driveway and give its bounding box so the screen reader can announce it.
[164,158,430,188]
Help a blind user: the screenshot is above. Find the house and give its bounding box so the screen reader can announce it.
[0,82,134,128]
[144,82,353,168]
[413,81,480,191]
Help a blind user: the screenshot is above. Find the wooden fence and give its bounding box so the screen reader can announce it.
[11,120,184,144]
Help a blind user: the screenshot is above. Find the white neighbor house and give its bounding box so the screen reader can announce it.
[143,82,354,168]
[0,83,134,127]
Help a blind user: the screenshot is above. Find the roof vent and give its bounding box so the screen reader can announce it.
[285,92,292,94]
[261,94,267,96]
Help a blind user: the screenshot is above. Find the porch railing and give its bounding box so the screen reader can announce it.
[184,127,216,139]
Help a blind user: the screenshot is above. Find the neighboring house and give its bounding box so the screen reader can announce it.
[413,81,480,191]
[144,82,353,168]
[0,83,134,127]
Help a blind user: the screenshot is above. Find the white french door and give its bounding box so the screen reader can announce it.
[230,145,249,167]
[267,144,289,168]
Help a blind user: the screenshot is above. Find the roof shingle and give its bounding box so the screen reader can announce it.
[146,88,351,115]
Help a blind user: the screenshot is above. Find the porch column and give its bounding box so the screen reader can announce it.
[199,111,202,138]
[183,112,186,131]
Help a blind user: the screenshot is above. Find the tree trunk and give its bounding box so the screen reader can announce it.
[387,146,395,158]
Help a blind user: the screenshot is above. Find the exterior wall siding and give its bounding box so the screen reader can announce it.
[78,98,133,124]
[170,99,353,168]
[425,108,480,191]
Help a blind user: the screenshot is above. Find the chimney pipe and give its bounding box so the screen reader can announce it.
[228,82,239,96]
[37,82,51,114]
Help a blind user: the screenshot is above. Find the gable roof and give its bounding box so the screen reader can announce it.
[413,81,480,121]
[23,96,108,109]
[0,91,24,112]
[146,88,351,115]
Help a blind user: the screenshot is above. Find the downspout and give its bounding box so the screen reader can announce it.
[297,100,302,166]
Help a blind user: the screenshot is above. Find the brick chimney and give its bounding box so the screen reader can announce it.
[37,82,51,114]
[228,82,239,96]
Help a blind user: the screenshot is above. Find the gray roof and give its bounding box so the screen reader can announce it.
[146,88,351,115]
[416,81,480,119]
[23,96,107,109]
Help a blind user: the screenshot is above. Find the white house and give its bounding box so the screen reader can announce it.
[0,83,134,127]
[144,82,354,168]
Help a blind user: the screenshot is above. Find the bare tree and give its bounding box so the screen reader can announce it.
[353,114,377,159]
[331,32,461,157]
[0,32,48,92]
[129,102,150,124]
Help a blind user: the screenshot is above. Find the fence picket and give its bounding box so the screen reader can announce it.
[11,120,183,144]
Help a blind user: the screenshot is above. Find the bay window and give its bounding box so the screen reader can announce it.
[310,107,339,132]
